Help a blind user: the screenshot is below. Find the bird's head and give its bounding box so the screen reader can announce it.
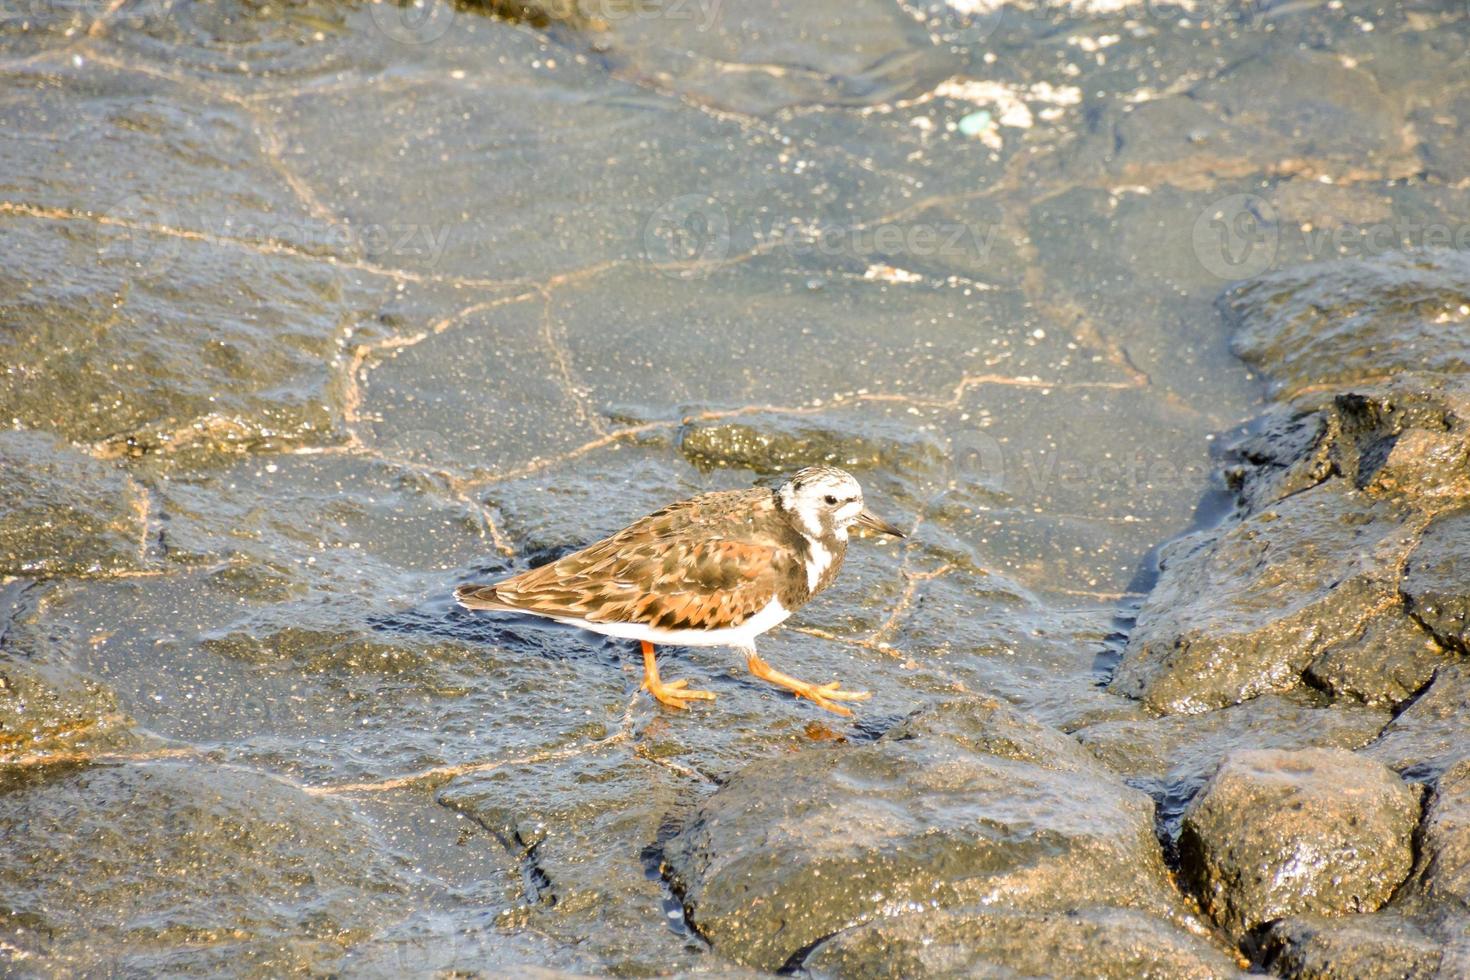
[777,466,904,541]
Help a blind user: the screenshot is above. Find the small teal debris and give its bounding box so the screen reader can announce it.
[958,110,992,136]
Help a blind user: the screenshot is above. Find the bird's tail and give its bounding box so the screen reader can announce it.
[454,583,513,610]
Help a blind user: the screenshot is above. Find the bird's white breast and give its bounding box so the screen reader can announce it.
[804,538,834,593]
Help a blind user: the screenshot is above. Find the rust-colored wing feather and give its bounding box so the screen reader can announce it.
[455,489,789,632]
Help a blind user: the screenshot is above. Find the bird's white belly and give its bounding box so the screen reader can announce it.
[546,598,793,648]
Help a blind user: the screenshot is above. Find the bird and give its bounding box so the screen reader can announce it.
[454,465,904,716]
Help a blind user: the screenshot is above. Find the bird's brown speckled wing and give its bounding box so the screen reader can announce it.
[455,488,801,632]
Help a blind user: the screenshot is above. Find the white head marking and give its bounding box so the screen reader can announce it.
[777,466,866,590]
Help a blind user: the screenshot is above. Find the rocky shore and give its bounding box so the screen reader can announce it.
[659,250,1470,975]
[5,0,1470,975]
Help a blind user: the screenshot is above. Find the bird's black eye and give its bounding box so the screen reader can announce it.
[824,494,838,505]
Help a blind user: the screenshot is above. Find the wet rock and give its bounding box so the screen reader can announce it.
[1401,757,1470,912]
[1179,748,1422,941]
[1226,382,1470,512]
[1074,694,1388,788]
[438,751,707,972]
[590,0,957,115]
[0,582,135,761]
[677,413,946,478]
[0,430,148,578]
[1305,611,1452,709]
[1189,48,1417,184]
[665,697,1189,971]
[0,212,368,457]
[0,760,409,971]
[1225,250,1470,400]
[1076,696,1391,866]
[1260,912,1453,979]
[1366,664,1470,779]
[803,906,1241,980]
[1403,509,1470,653]
[1109,482,1417,714]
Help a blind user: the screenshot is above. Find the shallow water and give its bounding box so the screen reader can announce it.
[3,0,1469,974]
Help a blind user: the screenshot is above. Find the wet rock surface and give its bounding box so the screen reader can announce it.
[804,906,1242,980]
[665,698,1203,971]
[0,760,413,972]
[1103,234,1470,971]
[0,581,138,761]
[0,430,148,577]
[4,0,1470,974]
[1226,250,1470,400]
[1178,748,1421,941]
[1260,911,1470,980]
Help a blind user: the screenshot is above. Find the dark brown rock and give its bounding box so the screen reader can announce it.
[1367,664,1470,779]
[1402,757,1470,913]
[1260,912,1452,979]
[1403,509,1470,653]
[1109,482,1417,714]
[1305,612,1453,709]
[1074,694,1387,783]
[1225,250,1470,400]
[1179,748,1422,941]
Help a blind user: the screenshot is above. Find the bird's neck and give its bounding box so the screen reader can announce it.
[798,528,847,597]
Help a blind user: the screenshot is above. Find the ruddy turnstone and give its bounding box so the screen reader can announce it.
[455,465,903,715]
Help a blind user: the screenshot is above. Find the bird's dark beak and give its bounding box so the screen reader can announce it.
[855,507,905,538]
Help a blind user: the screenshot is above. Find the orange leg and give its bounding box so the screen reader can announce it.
[640,640,715,710]
[745,649,871,717]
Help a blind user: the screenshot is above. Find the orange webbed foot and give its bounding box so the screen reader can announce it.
[640,640,715,710]
[744,650,871,717]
